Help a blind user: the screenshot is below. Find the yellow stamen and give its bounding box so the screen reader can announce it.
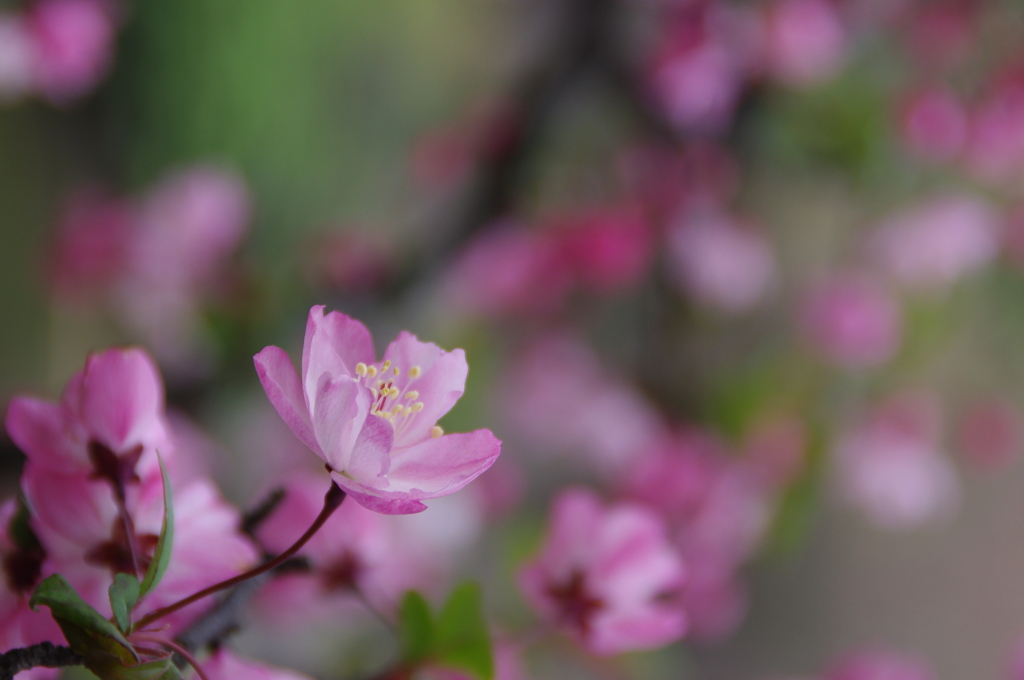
[409,366,421,379]
[431,426,443,438]
[388,387,400,398]
[382,360,391,371]
[412,402,424,412]
[391,404,403,415]
[404,390,419,401]
[403,407,412,417]
[366,366,378,378]
[393,367,400,376]
[355,363,368,377]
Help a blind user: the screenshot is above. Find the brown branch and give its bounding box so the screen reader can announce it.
[0,642,84,680]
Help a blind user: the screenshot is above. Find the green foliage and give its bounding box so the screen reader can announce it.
[396,583,494,679]
[139,453,174,600]
[109,573,141,634]
[434,583,494,680]
[29,574,138,666]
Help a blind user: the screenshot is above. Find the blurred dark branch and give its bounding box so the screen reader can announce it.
[387,0,618,299]
[0,642,83,680]
[239,486,285,539]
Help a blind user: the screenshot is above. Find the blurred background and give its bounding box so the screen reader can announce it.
[5,0,1024,678]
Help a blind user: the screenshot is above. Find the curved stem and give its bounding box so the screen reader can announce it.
[135,482,346,630]
[132,634,210,680]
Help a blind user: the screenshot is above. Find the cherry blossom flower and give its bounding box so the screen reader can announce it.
[667,210,777,314]
[899,86,968,164]
[27,0,117,105]
[518,488,687,655]
[5,347,171,478]
[965,71,1024,183]
[799,272,902,370]
[498,333,666,474]
[254,305,501,514]
[868,194,1000,293]
[764,0,847,88]
[833,392,960,530]
[202,649,316,680]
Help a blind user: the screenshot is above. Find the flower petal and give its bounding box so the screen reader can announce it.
[5,397,85,470]
[327,476,429,515]
[347,412,394,482]
[383,332,468,448]
[385,429,501,496]
[254,346,322,457]
[311,374,369,471]
[77,348,166,453]
[588,606,688,656]
[302,306,374,409]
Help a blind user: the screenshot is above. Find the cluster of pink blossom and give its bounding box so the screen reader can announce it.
[50,164,251,376]
[0,0,119,105]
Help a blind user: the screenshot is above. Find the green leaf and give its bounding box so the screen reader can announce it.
[109,573,141,634]
[29,574,138,665]
[398,590,434,664]
[91,657,184,680]
[434,582,493,680]
[139,452,174,599]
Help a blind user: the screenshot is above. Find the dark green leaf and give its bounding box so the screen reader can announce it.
[29,574,138,664]
[139,452,174,599]
[109,573,141,633]
[434,582,493,680]
[90,656,183,680]
[398,590,433,664]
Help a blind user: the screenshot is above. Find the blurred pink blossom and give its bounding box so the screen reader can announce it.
[799,272,902,370]
[27,0,117,104]
[899,86,968,164]
[255,305,501,514]
[518,488,687,655]
[427,642,530,680]
[966,71,1024,183]
[623,432,772,641]
[824,648,937,680]
[618,142,739,214]
[868,194,1000,293]
[202,649,315,680]
[553,209,654,294]
[648,4,761,133]
[49,188,134,297]
[667,210,777,314]
[305,230,396,294]
[764,0,847,88]
[833,392,960,530]
[5,347,171,476]
[445,224,572,317]
[957,398,1022,470]
[499,333,666,473]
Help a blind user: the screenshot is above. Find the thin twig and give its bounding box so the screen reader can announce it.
[136,483,345,630]
[0,642,83,680]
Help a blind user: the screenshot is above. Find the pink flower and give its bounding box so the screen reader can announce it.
[957,398,1022,470]
[899,86,968,164]
[444,223,573,317]
[26,0,117,104]
[554,209,654,294]
[254,305,501,514]
[498,333,666,474]
[965,72,1024,183]
[824,648,936,680]
[518,488,687,656]
[20,461,258,632]
[667,210,777,314]
[202,649,315,680]
[49,187,135,297]
[799,272,902,370]
[833,392,960,530]
[868,194,1000,293]
[5,347,171,477]
[764,0,847,88]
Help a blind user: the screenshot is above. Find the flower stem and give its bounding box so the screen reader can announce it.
[135,482,346,630]
[131,634,210,680]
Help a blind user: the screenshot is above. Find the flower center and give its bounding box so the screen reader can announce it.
[353,361,443,439]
